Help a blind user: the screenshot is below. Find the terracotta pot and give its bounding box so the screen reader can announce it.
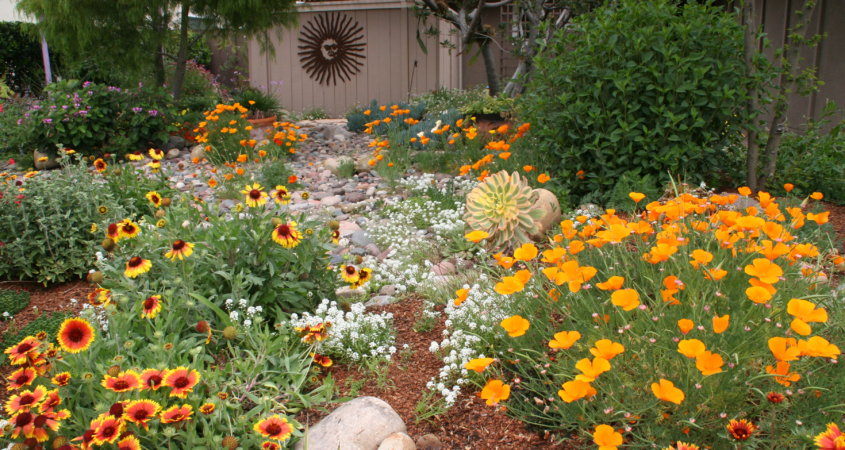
[247,115,278,127]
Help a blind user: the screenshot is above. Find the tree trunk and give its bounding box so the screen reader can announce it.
[170,2,191,100]
[743,0,760,191]
[758,0,818,188]
[480,40,500,96]
[152,7,167,87]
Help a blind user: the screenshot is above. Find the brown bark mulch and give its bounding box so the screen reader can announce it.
[299,296,573,450]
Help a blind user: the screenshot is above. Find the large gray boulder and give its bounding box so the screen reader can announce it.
[293,397,406,450]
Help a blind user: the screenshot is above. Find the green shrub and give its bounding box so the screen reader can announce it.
[766,101,845,202]
[171,60,228,122]
[232,86,281,118]
[605,171,662,211]
[522,0,749,204]
[0,289,31,319]
[11,79,178,157]
[0,154,126,284]
[411,85,489,116]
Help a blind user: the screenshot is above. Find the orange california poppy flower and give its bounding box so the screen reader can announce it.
[254,415,294,441]
[811,192,823,200]
[500,315,530,337]
[465,230,489,243]
[744,258,783,284]
[454,288,469,307]
[575,357,611,382]
[558,380,596,403]
[549,331,581,350]
[768,337,801,362]
[678,319,694,335]
[513,243,538,261]
[57,318,95,353]
[712,314,730,333]
[288,175,298,184]
[787,298,828,336]
[784,183,794,192]
[590,340,625,360]
[766,361,801,387]
[537,173,550,184]
[677,339,706,359]
[161,404,193,424]
[593,424,623,450]
[124,399,161,430]
[596,276,625,291]
[162,367,202,398]
[610,289,640,311]
[629,192,646,203]
[101,370,142,393]
[480,379,511,406]
[651,378,685,404]
[746,286,773,304]
[464,358,495,372]
[208,179,218,188]
[4,336,41,365]
[695,351,724,375]
[797,336,840,358]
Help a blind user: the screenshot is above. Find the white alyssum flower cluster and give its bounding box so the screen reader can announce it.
[225,298,263,329]
[427,278,528,406]
[286,299,396,362]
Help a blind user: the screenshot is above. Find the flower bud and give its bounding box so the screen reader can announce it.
[107,365,121,377]
[222,436,239,450]
[329,220,340,230]
[88,271,104,284]
[271,217,283,227]
[161,197,172,207]
[196,321,209,333]
[102,239,116,252]
[155,209,166,218]
[223,326,238,340]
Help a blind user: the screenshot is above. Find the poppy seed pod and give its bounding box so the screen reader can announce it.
[222,326,238,340]
[102,238,116,252]
[329,220,340,230]
[161,198,172,207]
[88,271,104,284]
[222,436,239,450]
[107,365,121,377]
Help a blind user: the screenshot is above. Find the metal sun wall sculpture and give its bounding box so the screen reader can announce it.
[298,12,366,86]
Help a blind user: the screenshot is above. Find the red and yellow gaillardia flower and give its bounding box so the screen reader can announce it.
[340,265,359,283]
[117,435,142,450]
[241,183,269,208]
[128,151,144,161]
[139,369,165,391]
[5,336,41,365]
[262,442,282,450]
[93,158,107,173]
[88,287,111,307]
[28,409,69,442]
[124,256,152,278]
[119,219,140,239]
[351,268,372,289]
[141,295,162,319]
[160,404,193,424]
[253,415,294,441]
[271,221,303,248]
[7,367,37,390]
[5,386,48,414]
[51,372,71,387]
[727,419,757,441]
[106,223,121,242]
[332,229,340,244]
[271,185,291,205]
[165,240,194,261]
[312,353,333,367]
[57,318,96,353]
[145,191,162,207]
[101,370,142,393]
[148,148,164,160]
[38,389,62,413]
[124,399,161,430]
[92,415,125,445]
[814,423,844,450]
[199,403,216,415]
[162,367,201,398]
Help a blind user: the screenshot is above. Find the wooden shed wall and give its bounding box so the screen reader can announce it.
[248,3,461,118]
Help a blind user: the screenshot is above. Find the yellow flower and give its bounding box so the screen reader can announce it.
[241,183,269,208]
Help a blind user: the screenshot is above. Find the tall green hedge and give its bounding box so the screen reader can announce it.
[0,22,48,95]
[521,0,750,203]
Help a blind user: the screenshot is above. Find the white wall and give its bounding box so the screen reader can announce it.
[0,0,31,22]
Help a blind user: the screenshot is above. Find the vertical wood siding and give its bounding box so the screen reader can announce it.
[248,7,460,117]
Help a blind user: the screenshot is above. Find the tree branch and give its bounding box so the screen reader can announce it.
[484,0,514,8]
[462,0,486,48]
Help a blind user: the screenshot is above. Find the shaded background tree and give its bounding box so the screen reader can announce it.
[16,0,300,100]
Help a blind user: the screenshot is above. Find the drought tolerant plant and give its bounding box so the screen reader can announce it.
[0,150,127,284]
[464,170,544,248]
[436,188,845,448]
[10,80,177,158]
[522,0,750,204]
[0,289,31,319]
